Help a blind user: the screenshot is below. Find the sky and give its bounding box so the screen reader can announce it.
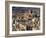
[12,7,40,13]
[12,7,40,16]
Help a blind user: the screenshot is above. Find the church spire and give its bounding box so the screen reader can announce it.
[28,9,31,14]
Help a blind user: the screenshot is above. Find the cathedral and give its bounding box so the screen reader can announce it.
[12,9,40,31]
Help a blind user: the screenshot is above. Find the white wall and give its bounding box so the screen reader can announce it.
[0,0,46,38]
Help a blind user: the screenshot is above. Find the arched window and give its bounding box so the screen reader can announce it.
[29,15,31,17]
